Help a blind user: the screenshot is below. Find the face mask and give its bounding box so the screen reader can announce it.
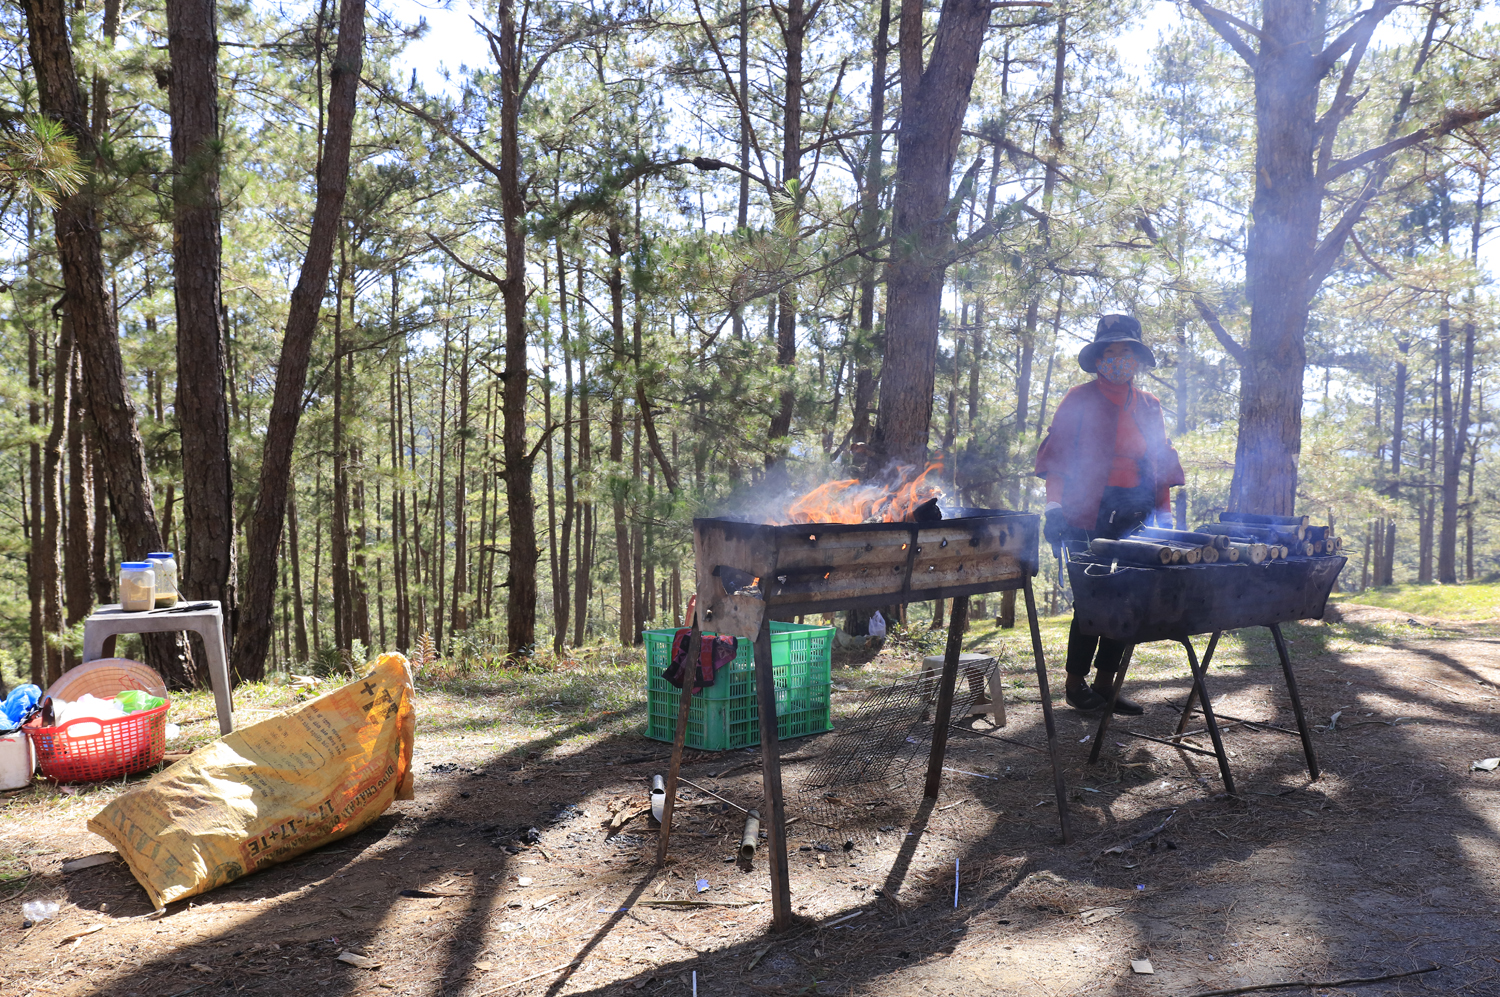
[1097,352,1140,384]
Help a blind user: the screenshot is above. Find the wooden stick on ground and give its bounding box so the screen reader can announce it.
[753,614,793,931]
[1183,963,1438,997]
[475,959,583,996]
[656,600,702,866]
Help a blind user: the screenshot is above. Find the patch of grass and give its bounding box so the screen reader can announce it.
[1336,581,1500,621]
[421,641,647,727]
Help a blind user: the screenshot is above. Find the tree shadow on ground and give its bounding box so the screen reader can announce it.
[33,618,1500,996]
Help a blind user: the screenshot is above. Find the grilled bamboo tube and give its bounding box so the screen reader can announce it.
[1136,526,1231,549]
[1219,511,1310,533]
[1227,541,1269,564]
[1138,537,1203,563]
[1199,544,1219,563]
[739,810,761,860]
[1089,538,1176,565]
[1198,523,1302,547]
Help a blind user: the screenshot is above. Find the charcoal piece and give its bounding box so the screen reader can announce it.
[911,497,943,522]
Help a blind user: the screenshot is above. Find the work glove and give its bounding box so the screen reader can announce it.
[1044,505,1066,556]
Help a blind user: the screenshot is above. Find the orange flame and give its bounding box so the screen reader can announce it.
[773,461,947,525]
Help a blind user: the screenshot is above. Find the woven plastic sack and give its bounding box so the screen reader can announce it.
[88,653,416,909]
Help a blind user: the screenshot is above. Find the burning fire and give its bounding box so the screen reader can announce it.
[774,461,948,525]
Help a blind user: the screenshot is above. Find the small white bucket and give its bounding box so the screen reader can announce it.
[0,731,35,790]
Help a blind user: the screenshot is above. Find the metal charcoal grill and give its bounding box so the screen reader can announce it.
[1067,553,1348,793]
[693,507,1040,637]
[671,508,1070,931]
[1069,557,1345,645]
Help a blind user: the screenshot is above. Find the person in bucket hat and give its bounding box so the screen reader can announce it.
[1034,314,1185,715]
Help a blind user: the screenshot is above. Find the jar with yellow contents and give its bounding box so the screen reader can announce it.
[147,552,178,608]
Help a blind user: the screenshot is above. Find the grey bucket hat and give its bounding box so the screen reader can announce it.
[1077,314,1157,372]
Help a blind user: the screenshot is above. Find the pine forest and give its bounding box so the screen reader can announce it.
[2,0,1499,689]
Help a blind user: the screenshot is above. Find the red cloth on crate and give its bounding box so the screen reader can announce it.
[1035,378,1185,529]
[663,629,738,692]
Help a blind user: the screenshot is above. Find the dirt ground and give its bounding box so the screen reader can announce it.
[3,602,1500,997]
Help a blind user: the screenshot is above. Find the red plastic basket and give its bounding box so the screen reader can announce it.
[25,701,170,783]
[23,658,170,783]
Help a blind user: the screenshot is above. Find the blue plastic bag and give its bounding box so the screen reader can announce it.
[2,683,42,726]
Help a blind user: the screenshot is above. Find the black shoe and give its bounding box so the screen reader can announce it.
[1092,683,1145,716]
[1065,684,1109,712]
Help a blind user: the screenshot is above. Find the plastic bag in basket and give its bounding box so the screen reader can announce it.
[89,653,415,909]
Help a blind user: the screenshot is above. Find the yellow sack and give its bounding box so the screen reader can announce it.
[89,653,416,909]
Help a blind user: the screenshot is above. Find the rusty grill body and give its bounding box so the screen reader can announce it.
[694,508,1040,637]
[1067,553,1349,795]
[1068,556,1347,644]
[678,509,1070,932]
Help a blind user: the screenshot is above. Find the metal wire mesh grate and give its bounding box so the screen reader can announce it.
[798,661,993,794]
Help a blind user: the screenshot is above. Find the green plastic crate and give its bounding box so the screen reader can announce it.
[643,622,834,751]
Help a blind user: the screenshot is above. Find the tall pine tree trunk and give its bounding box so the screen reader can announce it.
[27,320,43,685]
[850,0,889,458]
[555,244,574,652]
[607,223,633,646]
[231,0,365,681]
[451,329,471,634]
[872,0,993,466]
[766,0,806,454]
[332,261,350,651]
[1437,316,1457,583]
[167,0,235,635]
[1222,1,1323,515]
[496,0,538,657]
[1380,337,1408,586]
[287,486,309,663]
[40,320,71,687]
[25,0,196,685]
[64,354,93,667]
[573,301,593,649]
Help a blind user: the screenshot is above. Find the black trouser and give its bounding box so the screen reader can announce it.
[1061,482,1154,682]
[1066,619,1128,681]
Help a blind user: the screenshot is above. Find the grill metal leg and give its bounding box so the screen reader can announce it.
[1023,579,1071,844]
[753,617,793,931]
[923,595,970,798]
[1174,631,1222,738]
[1270,623,1320,781]
[1182,636,1236,796]
[1087,644,1135,764]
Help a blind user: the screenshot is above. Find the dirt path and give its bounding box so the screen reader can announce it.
[3,608,1499,996]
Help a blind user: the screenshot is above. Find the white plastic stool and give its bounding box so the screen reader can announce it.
[921,652,1005,726]
[81,601,234,735]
